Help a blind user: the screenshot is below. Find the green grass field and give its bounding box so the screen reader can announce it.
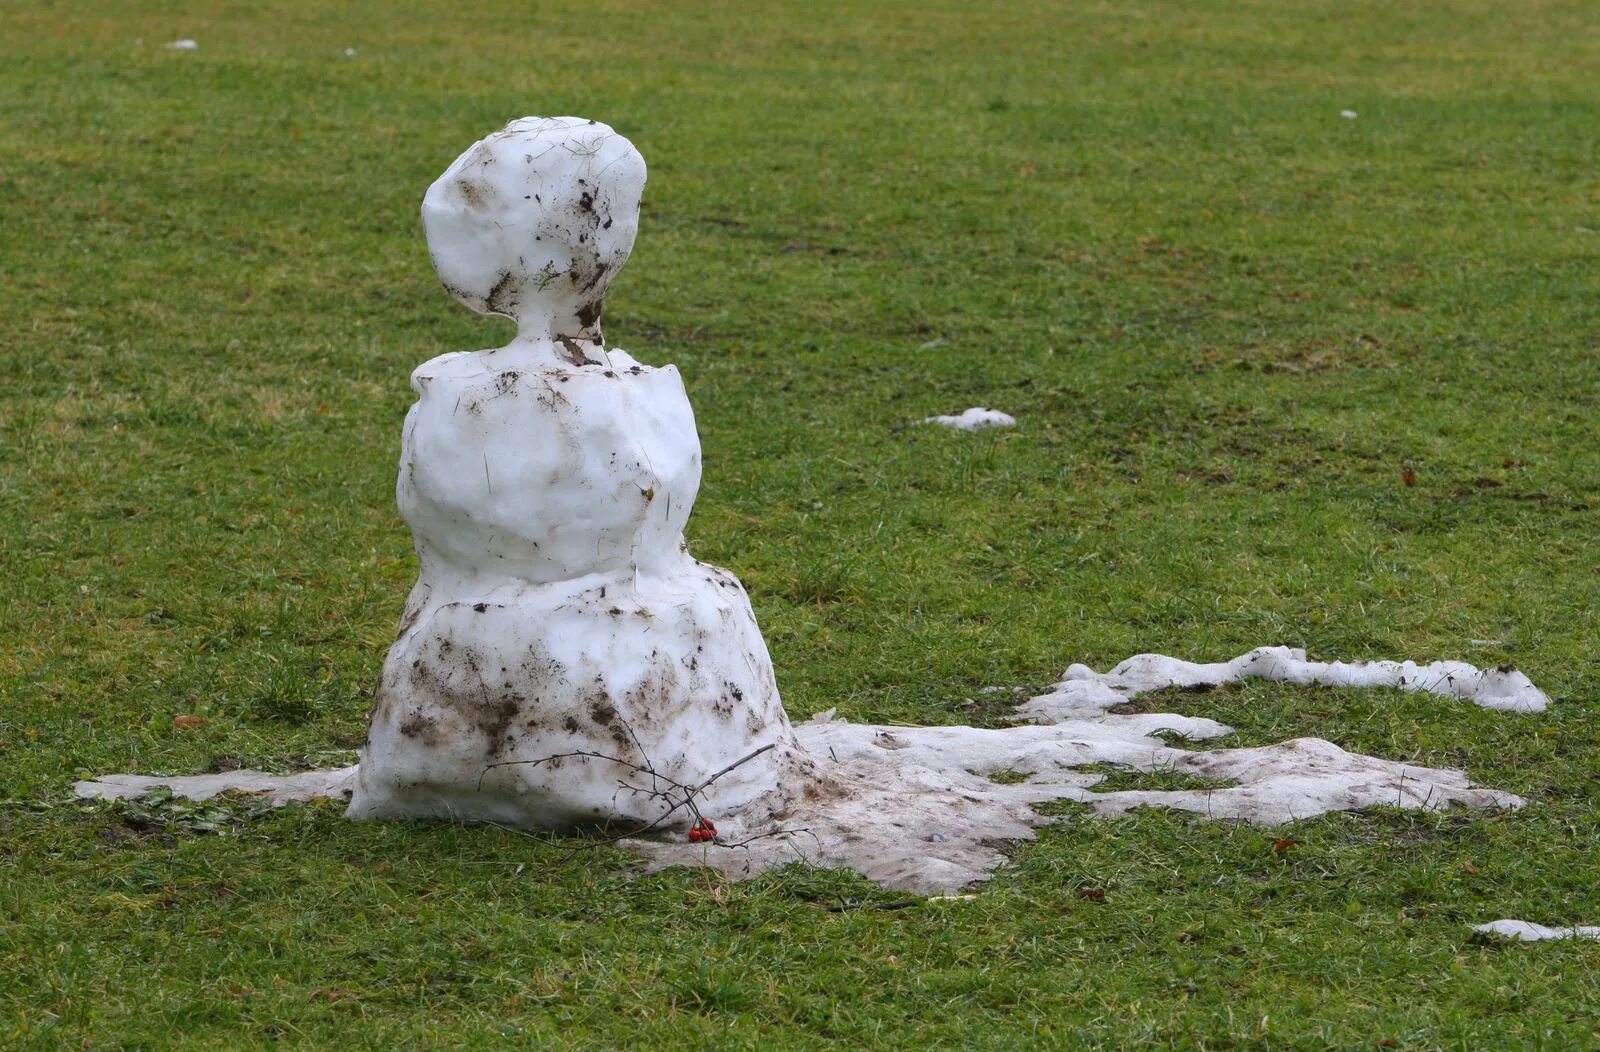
[3,0,1599,1046]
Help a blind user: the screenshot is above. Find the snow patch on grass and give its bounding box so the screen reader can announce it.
[922,407,1016,431]
[1473,920,1600,942]
[77,766,356,805]
[76,646,1545,894]
[1033,645,1550,714]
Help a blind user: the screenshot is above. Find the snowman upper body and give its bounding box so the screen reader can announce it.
[403,117,701,589]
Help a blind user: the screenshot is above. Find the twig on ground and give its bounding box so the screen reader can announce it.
[474,739,785,870]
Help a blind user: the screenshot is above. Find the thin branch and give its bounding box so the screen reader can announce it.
[713,825,821,851]
[476,737,781,862]
[690,743,777,795]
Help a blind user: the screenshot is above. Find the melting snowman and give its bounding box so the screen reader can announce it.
[348,117,809,829]
[77,117,1540,895]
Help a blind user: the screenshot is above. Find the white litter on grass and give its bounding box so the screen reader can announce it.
[1340,109,1358,119]
[344,48,357,57]
[923,407,1016,431]
[77,644,1539,894]
[165,39,198,50]
[1473,920,1600,943]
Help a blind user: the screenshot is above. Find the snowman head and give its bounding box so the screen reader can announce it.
[422,117,647,342]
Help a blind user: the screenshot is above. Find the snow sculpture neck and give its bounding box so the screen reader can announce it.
[348,117,806,829]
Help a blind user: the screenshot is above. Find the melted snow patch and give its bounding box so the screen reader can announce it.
[74,646,1542,894]
[923,407,1016,431]
[75,766,356,806]
[1473,920,1600,943]
[1021,645,1550,716]
[623,710,1523,893]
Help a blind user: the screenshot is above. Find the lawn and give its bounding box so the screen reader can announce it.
[2,0,1598,1046]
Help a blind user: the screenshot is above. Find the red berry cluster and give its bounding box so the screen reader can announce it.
[687,818,717,843]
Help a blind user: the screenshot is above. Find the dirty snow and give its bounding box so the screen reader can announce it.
[621,652,1532,892]
[79,766,356,806]
[77,645,1535,894]
[923,407,1016,431]
[1473,920,1600,943]
[341,118,796,827]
